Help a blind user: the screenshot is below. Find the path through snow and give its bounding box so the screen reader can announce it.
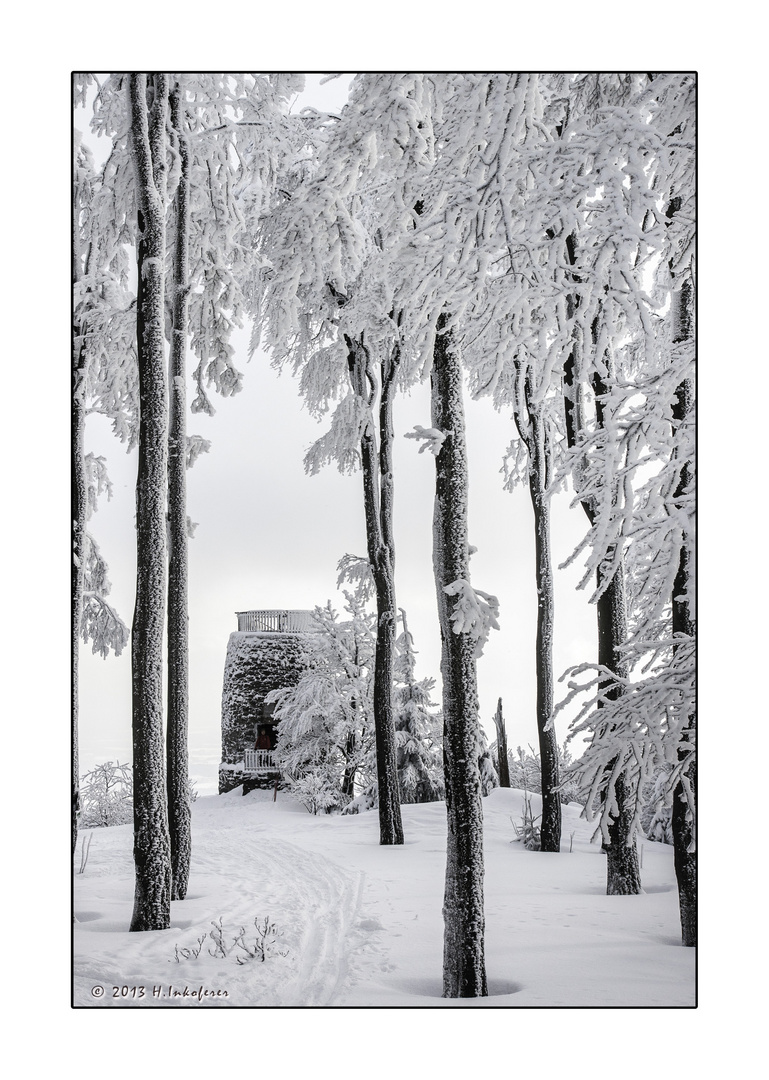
[73,787,695,1007]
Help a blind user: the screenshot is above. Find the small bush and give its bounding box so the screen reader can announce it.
[511,796,541,851]
[79,761,133,828]
[288,772,347,815]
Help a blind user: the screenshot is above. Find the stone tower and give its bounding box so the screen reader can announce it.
[219,609,319,793]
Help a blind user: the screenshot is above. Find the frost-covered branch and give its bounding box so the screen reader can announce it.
[404,424,449,456]
[443,578,500,658]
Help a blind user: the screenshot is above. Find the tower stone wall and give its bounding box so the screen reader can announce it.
[219,612,316,793]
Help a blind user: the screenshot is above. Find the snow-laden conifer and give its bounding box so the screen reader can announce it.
[393,609,444,804]
[267,592,377,812]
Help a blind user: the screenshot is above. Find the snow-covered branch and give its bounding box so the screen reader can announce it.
[443,578,500,658]
[404,424,449,456]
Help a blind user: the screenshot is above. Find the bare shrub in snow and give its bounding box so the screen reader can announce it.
[78,761,133,828]
[171,918,288,964]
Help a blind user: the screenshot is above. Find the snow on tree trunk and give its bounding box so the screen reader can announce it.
[527,406,561,853]
[348,334,404,846]
[166,83,192,902]
[671,285,696,947]
[431,314,487,998]
[596,556,642,895]
[563,307,642,896]
[128,73,172,932]
[72,144,87,857]
[341,729,358,799]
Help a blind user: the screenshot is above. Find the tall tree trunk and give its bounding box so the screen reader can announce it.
[595,554,642,894]
[346,333,404,846]
[525,399,561,851]
[563,306,641,895]
[432,313,487,998]
[72,138,88,858]
[592,366,642,895]
[166,83,192,902]
[670,277,696,946]
[492,699,510,788]
[128,73,172,932]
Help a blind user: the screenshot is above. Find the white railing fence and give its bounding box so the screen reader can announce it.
[236,610,317,633]
[243,750,277,772]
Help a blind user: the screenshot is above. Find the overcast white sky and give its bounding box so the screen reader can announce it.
[76,74,598,794]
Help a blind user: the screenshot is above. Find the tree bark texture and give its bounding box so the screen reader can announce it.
[595,560,642,895]
[671,280,696,946]
[128,73,172,932]
[492,699,510,788]
[346,334,404,846]
[525,402,561,852]
[166,84,192,902]
[432,314,487,998]
[563,301,641,895]
[341,729,357,799]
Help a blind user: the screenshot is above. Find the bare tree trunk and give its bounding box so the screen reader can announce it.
[166,83,192,902]
[346,333,404,846]
[492,699,510,788]
[128,73,172,932]
[432,314,487,998]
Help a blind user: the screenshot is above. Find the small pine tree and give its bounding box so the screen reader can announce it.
[393,610,444,804]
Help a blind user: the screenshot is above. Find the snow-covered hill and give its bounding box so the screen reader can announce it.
[73,786,694,1007]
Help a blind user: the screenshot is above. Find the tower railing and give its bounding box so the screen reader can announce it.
[243,749,277,773]
[235,609,318,633]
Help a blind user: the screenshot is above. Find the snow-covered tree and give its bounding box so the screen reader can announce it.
[72,119,92,857]
[268,591,377,813]
[545,74,695,909]
[82,72,306,907]
[126,73,172,932]
[79,761,134,829]
[393,609,444,804]
[166,80,192,902]
[255,74,447,846]
[72,94,133,855]
[79,454,130,660]
[506,742,583,806]
[430,313,490,998]
[422,74,567,852]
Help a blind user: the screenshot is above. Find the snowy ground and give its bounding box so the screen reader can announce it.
[73,786,694,1008]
